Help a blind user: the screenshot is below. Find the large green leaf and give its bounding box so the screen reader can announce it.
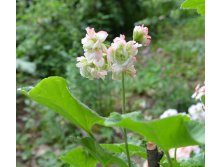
[19,76,104,133]
[61,141,145,167]
[102,112,204,150]
[181,0,205,16]
[80,137,128,167]
[60,148,97,167]
[20,77,204,152]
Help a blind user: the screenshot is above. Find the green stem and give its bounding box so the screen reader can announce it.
[165,151,173,167]
[121,72,131,167]
[174,148,177,162]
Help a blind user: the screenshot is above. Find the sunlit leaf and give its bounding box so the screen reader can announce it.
[19,76,104,133]
[181,0,205,16]
[103,112,204,150]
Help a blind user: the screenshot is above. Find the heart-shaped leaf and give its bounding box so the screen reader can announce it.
[19,76,104,133]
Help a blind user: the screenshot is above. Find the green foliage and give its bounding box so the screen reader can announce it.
[17,0,75,77]
[20,77,204,151]
[67,64,116,116]
[37,151,64,167]
[179,151,205,167]
[80,137,128,167]
[60,141,147,167]
[104,112,204,150]
[60,147,97,167]
[161,151,205,167]
[101,143,146,158]
[20,76,103,133]
[181,0,205,15]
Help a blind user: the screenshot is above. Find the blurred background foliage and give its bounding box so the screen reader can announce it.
[16,0,204,166]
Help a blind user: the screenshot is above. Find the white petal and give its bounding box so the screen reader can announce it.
[97,31,108,42]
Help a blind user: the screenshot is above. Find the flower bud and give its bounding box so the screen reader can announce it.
[133,25,151,46]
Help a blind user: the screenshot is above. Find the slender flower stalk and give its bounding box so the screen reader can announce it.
[121,72,131,167]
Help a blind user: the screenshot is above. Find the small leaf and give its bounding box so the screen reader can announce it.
[181,0,205,16]
[19,76,104,133]
[179,151,205,167]
[60,148,97,167]
[80,137,128,167]
[101,143,147,158]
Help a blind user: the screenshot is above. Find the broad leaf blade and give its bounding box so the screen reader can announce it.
[185,120,205,144]
[20,76,104,133]
[103,112,204,150]
[181,0,205,15]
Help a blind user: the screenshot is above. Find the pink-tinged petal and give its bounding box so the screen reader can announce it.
[94,57,104,67]
[93,40,101,49]
[146,38,151,46]
[85,27,95,37]
[199,86,205,93]
[97,31,108,42]
[107,46,113,63]
[95,50,103,60]
[120,34,125,39]
[85,52,95,63]
[113,34,126,44]
[194,84,200,92]
[133,25,151,46]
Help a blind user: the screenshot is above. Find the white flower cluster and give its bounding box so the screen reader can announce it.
[159,109,179,119]
[188,102,205,121]
[76,27,109,79]
[77,26,151,80]
[107,35,141,79]
[160,104,205,121]
[192,83,205,100]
